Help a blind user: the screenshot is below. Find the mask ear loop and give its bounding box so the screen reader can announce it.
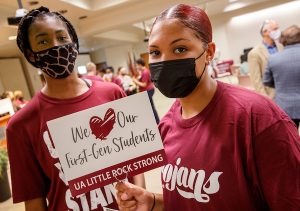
[195,46,208,80]
[195,49,206,61]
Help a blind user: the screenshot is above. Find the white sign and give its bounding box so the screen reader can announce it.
[0,98,14,116]
[47,92,166,197]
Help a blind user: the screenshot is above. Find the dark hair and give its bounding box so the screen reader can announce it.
[151,4,212,45]
[136,58,145,67]
[16,6,79,67]
[240,54,247,63]
[280,25,300,46]
[106,66,115,73]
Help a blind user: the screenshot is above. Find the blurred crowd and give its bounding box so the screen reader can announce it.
[79,58,160,123]
[1,90,28,112]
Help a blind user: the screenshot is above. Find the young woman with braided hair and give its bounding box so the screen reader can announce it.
[7,6,144,211]
[115,4,300,211]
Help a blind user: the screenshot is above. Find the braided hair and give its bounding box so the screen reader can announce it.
[16,6,79,67]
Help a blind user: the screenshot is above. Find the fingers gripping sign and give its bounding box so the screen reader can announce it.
[115,182,154,211]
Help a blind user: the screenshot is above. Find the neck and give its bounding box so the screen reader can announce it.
[179,74,217,119]
[87,71,95,76]
[263,37,274,46]
[42,73,89,99]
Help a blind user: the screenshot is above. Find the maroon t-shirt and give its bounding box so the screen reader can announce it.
[7,81,128,211]
[159,81,300,211]
[111,76,123,88]
[81,74,104,82]
[139,68,154,92]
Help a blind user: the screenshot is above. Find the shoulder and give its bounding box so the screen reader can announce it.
[268,51,283,64]
[268,46,297,64]
[142,70,150,77]
[249,44,265,57]
[220,82,288,134]
[83,75,103,82]
[158,100,179,135]
[7,94,40,131]
[93,80,121,91]
[91,80,126,99]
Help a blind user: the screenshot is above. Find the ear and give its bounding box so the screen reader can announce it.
[206,42,216,64]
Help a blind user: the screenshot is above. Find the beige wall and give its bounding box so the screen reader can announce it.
[90,42,149,71]
[90,48,106,64]
[75,54,92,71]
[106,44,132,71]
[0,58,31,100]
[20,56,43,96]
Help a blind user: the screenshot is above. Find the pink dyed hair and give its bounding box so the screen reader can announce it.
[151,4,212,45]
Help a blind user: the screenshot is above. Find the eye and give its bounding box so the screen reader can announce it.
[149,50,160,57]
[174,47,187,54]
[37,40,48,45]
[58,36,68,42]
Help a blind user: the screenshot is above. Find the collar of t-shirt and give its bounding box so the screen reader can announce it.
[38,80,95,104]
[263,41,278,54]
[174,81,224,128]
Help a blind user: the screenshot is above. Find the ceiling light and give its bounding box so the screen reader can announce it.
[229,0,239,2]
[28,1,39,6]
[59,10,68,14]
[79,16,87,20]
[8,36,17,41]
[231,0,300,22]
[224,2,247,12]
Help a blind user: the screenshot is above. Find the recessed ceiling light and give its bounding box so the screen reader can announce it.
[8,36,17,40]
[28,1,39,6]
[224,2,247,12]
[229,0,239,2]
[79,16,87,20]
[59,10,68,14]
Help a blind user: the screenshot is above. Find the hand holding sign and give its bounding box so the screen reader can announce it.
[47,92,166,197]
[116,182,154,211]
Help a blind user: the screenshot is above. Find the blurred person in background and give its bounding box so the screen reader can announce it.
[239,54,249,76]
[13,90,28,110]
[103,66,123,88]
[248,19,283,98]
[117,66,137,95]
[1,90,16,111]
[1,90,14,101]
[264,25,300,128]
[133,58,160,124]
[81,61,103,81]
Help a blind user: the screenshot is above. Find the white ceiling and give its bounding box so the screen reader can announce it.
[0,0,295,56]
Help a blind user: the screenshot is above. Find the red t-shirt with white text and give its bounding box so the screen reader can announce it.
[7,81,128,211]
[159,81,300,211]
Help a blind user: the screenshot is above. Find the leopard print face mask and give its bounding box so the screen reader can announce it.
[34,43,78,79]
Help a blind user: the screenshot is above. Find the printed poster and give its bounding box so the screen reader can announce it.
[47,92,166,197]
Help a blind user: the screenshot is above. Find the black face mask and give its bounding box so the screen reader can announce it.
[149,50,206,98]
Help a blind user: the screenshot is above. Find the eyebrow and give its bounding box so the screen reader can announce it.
[34,30,67,39]
[35,32,48,39]
[149,38,191,48]
[55,29,66,34]
[170,38,191,45]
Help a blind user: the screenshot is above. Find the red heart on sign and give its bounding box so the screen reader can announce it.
[90,108,116,140]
